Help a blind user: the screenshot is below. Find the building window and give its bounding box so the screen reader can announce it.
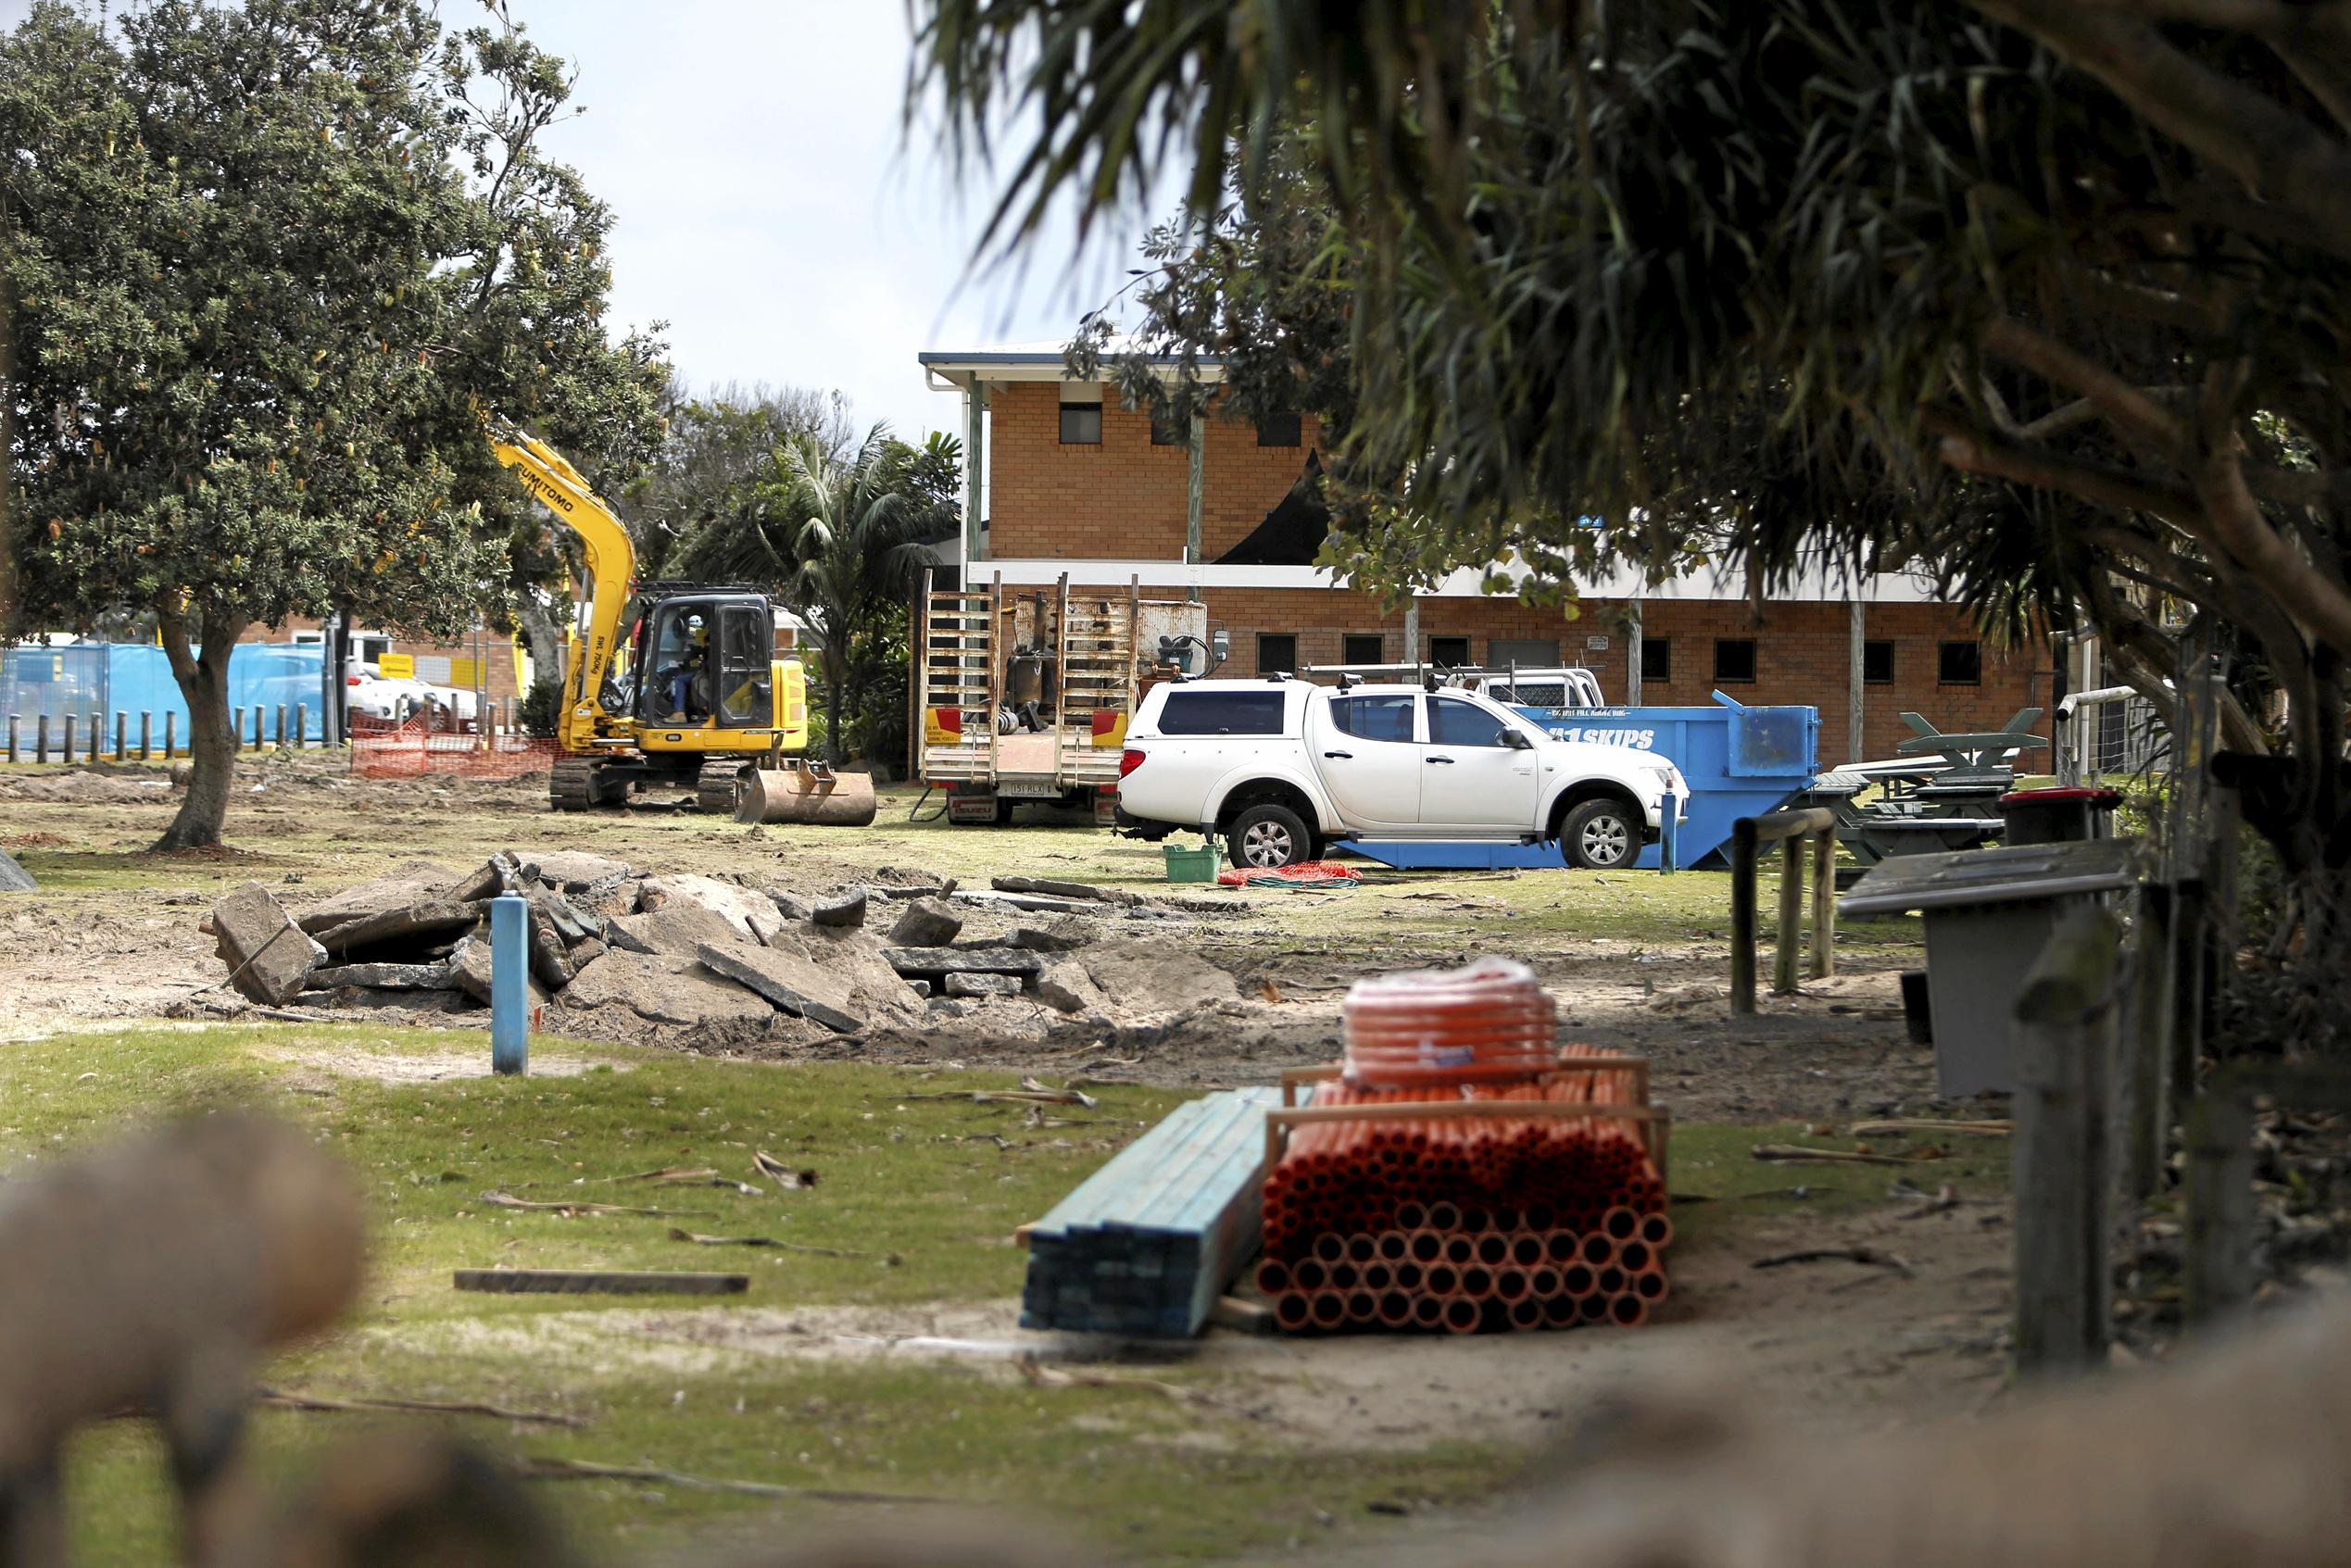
[1714,638,1757,684]
[1342,633,1385,666]
[1150,409,1185,446]
[1939,640,1982,685]
[1256,411,1302,447]
[1429,635,1472,669]
[1058,402,1101,445]
[1257,633,1298,675]
[1863,639,1894,684]
[1641,636,1671,683]
[1490,637,1559,668]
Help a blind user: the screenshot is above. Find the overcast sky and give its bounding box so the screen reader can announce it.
[0,0,1169,441]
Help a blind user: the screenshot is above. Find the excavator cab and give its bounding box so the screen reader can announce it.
[630,592,773,732]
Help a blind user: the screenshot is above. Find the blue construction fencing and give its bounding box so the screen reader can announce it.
[1,642,329,753]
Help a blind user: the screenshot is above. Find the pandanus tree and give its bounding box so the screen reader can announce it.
[913,0,2351,1000]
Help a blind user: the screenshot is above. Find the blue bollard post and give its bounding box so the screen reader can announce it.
[490,893,529,1075]
[1659,792,1680,874]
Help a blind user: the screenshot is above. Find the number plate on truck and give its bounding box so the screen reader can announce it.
[997,778,1062,797]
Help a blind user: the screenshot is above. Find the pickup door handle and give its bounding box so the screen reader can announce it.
[1322,750,1353,759]
[1426,755,1455,765]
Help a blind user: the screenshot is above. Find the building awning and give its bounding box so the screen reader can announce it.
[920,336,1226,389]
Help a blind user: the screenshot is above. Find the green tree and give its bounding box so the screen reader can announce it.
[915,0,2351,955]
[670,425,956,766]
[0,0,660,847]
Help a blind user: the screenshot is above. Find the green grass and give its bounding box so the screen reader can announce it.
[2,1025,1515,1562]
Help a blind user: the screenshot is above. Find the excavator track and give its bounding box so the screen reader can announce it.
[696,758,749,814]
[550,758,603,812]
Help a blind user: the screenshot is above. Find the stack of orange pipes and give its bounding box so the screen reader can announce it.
[1260,959,1670,1333]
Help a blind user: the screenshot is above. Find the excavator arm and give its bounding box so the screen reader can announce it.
[484,416,635,754]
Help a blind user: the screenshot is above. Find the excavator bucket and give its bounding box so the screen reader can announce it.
[735,759,878,827]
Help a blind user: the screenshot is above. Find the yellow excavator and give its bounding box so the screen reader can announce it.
[484,415,876,824]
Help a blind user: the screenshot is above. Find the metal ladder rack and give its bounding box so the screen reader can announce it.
[916,570,1001,781]
[1052,573,1140,782]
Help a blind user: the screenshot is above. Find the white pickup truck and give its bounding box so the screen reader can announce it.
[1115,678,1689,870]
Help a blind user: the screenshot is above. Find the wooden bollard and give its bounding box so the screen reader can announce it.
[2012,907,2120,1377]
[35,714,48,764]
[60,714,75,763]
[295,702,308,747]
[275,704,287,749]
[114,710,127,760]
[233,707,245,752]
[164,711,177,759]
[6,714,17,764]
[140,710,152,761]
[252,705,265,751]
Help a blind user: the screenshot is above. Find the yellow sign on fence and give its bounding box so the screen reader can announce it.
[378,653,414,679]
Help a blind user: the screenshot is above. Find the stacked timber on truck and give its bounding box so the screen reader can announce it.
[916,570,1203,826]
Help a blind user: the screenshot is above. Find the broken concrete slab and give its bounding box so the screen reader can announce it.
[991,874,1142,905]
[949,889,1091,916]
[883,947,1042,979]
[450,936,549,1010]
[521,850,635,892]
[1036,959,1111,1015]
[763,888,812,922]
[312,900,487,958]
[637,874,782,942]
[212,883,329,1006]
[608,900,751,959]
[557,948,771,1027]
[527,885,602,947]
[811,889,868,928]
[946,972,1021,997]
[694,942,861,1033]
[1007,925,1087,953]
[768,928,929,1022]
[294,861,463,933]
[443,853,522,905]
[566,937,609,970]
[886,898,963,947]
[302,961,456,993]
[0,849,33,892]
[1079,941,1240,1010]
[529,916,577,990]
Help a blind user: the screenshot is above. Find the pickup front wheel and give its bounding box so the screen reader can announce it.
[1227,804,1312,870]
[1561,798,1638,870]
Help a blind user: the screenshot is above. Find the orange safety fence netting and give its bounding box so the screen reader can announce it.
[1215,860,1362,889]
[350,712,559,780]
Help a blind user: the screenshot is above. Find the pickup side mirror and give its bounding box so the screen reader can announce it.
[1500,729,1534,750]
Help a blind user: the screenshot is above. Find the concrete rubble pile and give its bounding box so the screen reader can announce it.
[195,855,1240,1044]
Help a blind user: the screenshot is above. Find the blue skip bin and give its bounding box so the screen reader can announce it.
[1348,692,1819,872]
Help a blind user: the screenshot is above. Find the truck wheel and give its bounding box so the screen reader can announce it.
[1562,798,1638,870]
[1228,804,1311,870]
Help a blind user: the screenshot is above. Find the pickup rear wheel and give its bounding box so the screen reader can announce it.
[1227,804,1312,870]
[1562,797,1638,870]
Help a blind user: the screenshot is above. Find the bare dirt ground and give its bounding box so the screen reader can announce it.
[1,757,2009,1486]
[0,755,1943,1122]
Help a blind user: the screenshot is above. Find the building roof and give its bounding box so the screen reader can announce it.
[920,334,1226,387]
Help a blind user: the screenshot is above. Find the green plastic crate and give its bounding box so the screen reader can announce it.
[1163,842,1225,884]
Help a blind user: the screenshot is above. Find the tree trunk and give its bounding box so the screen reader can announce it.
[516,595,565,700]
[0,224,18,638]
[155,600,248,851]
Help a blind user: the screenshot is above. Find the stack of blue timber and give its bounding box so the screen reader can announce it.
[1021,1087,1280,1336]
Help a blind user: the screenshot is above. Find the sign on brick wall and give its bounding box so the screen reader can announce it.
[411,655,452,684]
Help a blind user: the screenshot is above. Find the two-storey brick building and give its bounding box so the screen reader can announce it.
[920,341,2053,762]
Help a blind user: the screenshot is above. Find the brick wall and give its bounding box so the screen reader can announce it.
[1174,587,2051,763]
[987,384,1325,560]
